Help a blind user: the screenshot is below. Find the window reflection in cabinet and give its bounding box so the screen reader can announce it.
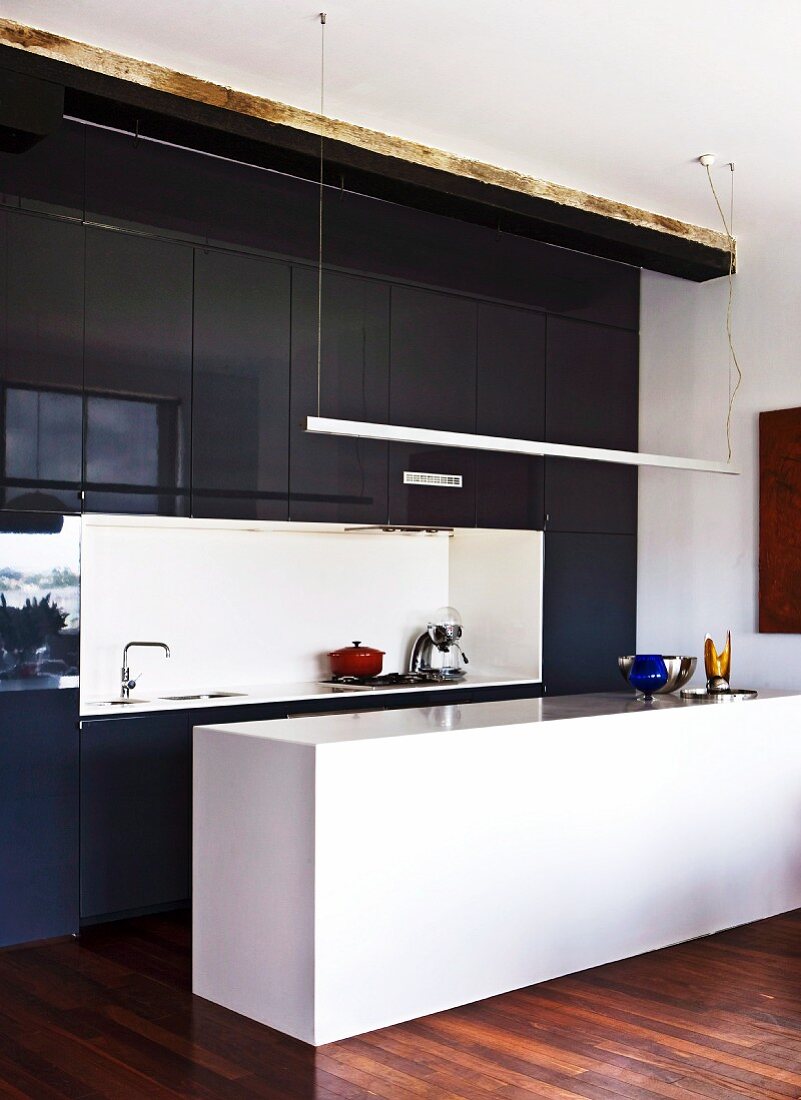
[1,213,84,513]
[83,228,193,515]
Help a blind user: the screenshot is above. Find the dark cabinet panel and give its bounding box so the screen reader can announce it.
[545,460,638,534]
[85,125,206,242]
[476,302,545,529]
[546,317,638,449]
[1,213,84,513]
[83,228,193,515]
[0,119,85,221]
[192,249,290,520]
[290,266,390,523]
[80,713,191,921]
[388,285,477,526]
[204,158,318,261]
[326,188,639,331]
[543,532,636,696]
[545,317,638,534]
[0,689,79,946]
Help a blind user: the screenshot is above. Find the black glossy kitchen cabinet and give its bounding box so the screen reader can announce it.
[0,689,79,947]
[290,266,390,523]
[543,531,636,695]
[544,316,639,534]
[476,302,546,529]
[326,187,639,331]
[83,227,193,515]
[80,713,191,922]
[1,211,84,513]
[192,249,290,520]
[0,119,85,222]
[388,285,477,527]
[85,124,206,243]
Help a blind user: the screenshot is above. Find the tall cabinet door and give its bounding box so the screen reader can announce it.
[83,228,193,515]
[388,286,477,527]
[290,266,390,523]
[476,303,546,529]
[192,249,290,520]
[543,532,636,695]
[1,212,84,513]
[0,689,79,946]
[544,317,639,534]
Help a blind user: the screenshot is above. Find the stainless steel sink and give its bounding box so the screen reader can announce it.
[158,691,248,701]
[94,698,150,706]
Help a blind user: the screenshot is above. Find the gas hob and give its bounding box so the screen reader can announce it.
[322,672,465,692]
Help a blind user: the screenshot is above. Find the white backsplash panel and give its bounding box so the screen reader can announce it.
[80,516,541,701]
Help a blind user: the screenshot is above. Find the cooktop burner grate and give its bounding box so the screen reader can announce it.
[322,672,460,691]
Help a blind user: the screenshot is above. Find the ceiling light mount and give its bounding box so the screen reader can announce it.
[698,154,715,167]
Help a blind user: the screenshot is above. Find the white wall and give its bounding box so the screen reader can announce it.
[80,517,541,699]
[638,226,801,690]
[449,529,542,680]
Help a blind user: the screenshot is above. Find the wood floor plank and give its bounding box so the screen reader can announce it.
[0,909,800,1098]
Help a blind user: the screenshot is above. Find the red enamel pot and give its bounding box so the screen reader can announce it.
[329,640,385,678]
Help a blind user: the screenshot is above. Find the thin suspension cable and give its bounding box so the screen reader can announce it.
[704,161,741,463]
[317,12,327,418]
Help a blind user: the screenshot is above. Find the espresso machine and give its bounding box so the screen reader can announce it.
[409,606,469,681]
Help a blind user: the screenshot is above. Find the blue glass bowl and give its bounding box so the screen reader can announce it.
[627,654,668,700]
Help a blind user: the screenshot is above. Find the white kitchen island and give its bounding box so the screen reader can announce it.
[192,690,801,1046]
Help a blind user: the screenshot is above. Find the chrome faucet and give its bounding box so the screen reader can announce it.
[121,641,171,698]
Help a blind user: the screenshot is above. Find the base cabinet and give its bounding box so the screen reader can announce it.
[80,713,191,921]
[0,689,79,947]
[543,531,637,696]
[79,685,542,922]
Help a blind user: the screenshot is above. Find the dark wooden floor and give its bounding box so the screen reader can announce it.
[0,909,800,1099]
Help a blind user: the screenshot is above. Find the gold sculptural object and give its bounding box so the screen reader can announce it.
[704,631,731,690]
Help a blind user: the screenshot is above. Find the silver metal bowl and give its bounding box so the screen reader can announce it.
[618,655,698,695]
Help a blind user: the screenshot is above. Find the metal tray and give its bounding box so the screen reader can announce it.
[680,687,758,702]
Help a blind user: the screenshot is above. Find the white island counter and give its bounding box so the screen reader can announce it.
[193,690,801,1046]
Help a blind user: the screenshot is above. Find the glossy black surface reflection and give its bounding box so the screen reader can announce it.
[83,228,193,515]
[0,687,79,946]
[476,302,546,529]
[192,248,290,520]
[0,119,85,221]
[1,211,84,512]
[544,316,639,534]
[290,265,390,523]
[0,513,80,688]
[388,285,477,526]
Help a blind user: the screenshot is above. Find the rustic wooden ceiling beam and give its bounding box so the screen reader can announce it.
[0,18,733,281]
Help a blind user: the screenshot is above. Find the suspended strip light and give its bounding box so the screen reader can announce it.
[304,19,737,479]
[306,417,738,475]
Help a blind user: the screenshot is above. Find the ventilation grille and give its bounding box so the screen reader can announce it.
[403,471,463,488]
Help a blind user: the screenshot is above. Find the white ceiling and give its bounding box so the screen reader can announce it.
[4,1,796,234]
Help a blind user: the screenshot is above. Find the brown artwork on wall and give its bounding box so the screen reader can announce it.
[759,406,801,632]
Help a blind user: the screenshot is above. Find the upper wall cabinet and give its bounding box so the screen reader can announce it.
[85,125,319,260]
[290,266,390,524]
[388,286,477,528]
[544,317,639,534]
[202,158,318,262]
[0,120,85,222]
[476,303,546,530]
[83,228,193,515]
[1,212,84,513]
[325,189,639,331]
[192,249,291,521]
[85,125,207,243]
